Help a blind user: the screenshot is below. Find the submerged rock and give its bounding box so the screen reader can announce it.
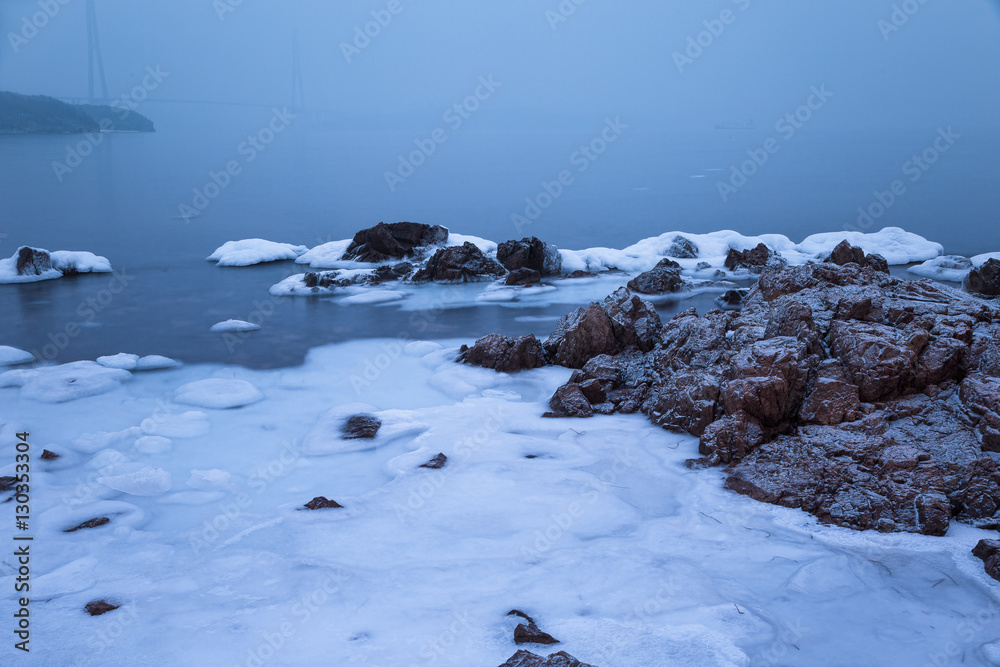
[459,334,546,373]
[343,222,448,263]
[412,242,506,283]
[499,651,595,667]
[497,237,562,275]
[965,258,1000,296]
[342,414,381,440]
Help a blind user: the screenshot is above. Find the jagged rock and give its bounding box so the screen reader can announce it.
[647,370,720,435]
[506,268,542,286]
[665,235,699,259]
[724,243,784,273]
[543,288,662,368]
[412,242,506,283]
[499,650,595,667]
[16,246,52,276]
[497,237,562,275]
[972,539,1000,581]
[342,414,381,439]
[960,376,1000,452]
[965,258,1000,296]
[40,449,60,460]
[0,476,16,492]
[343,222,448,263]
[370,262,414,283]
[507,610,560,645]
[698,412,765,465]
[85,600,119,616]
[419,453,447,469]
[303,496,343,510]
[825,240,889,273]
[64,517,110,533]
[718,289,746,307]
[459,334,546,373]
[546,383,594,418]
[626,260,684,295]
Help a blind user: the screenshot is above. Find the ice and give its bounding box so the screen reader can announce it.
[173,378,264,409]
[448,233,497,255]
[295,239,352,268]
[97,352,140,370]
[49,250,113,274]
[0,345,33,366]
[796,227,943,264]
[973,252,1000,267]
[206,238,309,266]
[135,354,181,370]
[0,247,62,283]
[210,319,262,333]
[98,465,173,496]
[5,337,1000,666]
[341,290,406,305]
[908,255,975,282]
[0,360,131,403]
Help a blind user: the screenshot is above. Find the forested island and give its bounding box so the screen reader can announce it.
[0,90,155,134]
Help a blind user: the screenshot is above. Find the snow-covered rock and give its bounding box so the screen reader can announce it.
[210,319,262,333]
[207,239,309,266]
[173,378,264,409]
[0,345,34,366]
[0,361,131,402]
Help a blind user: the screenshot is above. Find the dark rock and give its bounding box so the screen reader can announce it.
[825,240,890,274]
[565,270,596,279]
[343,222,448,263]
[972,539,1000,581]
[506,268,542,286]
[419,453,448,469]
[369,262,414,284]
[696,262,712,271]
[665,235,699,259]
[718,289,746,307]
[547,383,594,418]
[965,258,1000,296]
[64,517,110,533]
[498,650,595,667]
[303,496,343,510]
[0,476,16,492]
[303,272,319,288]
[543,288,662,368]
[85,600,119,616]
[627,261,684,295]
[40,449,60,460]
[508,610,560,645]
[342,414,381,440]
[497,237,562,275]
[412,242,506,283]
[459,334,547,373]
[724,243,784,273]
[15,246,52,276]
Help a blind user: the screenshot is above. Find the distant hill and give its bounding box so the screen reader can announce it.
[0,91,155,134]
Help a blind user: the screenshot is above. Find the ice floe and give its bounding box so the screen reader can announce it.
[206,239,309,266]
[0,345,34,366]
[0,361,131,402]
[210,319,262,333]
[173,378,265,409]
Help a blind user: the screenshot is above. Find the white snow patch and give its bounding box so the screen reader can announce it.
[97,353,140,370]
[135,355,180,371]
[0,361,131,403]
[49,250,112,274]
[173,378,264,409]
[98,465,173,496]
[295,239,352,268]
[341,290,405,305]
[0,345,34,366]
[210,319,262,333]
[134,435,172,454]
[908,255,974,282]
[207,239,308,266]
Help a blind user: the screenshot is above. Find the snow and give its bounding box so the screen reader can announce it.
[0,361,131,403]
[295,239,352,268]
[341,290,406,305]
[97,353,140,370]
[210,319,262,333]
[448,233,498,255]
[49,250,113,274]
[0,345,34,366]
[135,355,180,371]
[207,239,309,266]
[908,255,975,282]
[973,252,1000,267]
[0,247,63,283]
[173,378,265,409]
[2,338,1000,664]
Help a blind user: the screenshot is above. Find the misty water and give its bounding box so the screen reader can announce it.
[2,107,998,367]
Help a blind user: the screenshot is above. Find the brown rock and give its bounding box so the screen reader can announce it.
[626,262,684,295]
[65,517,110,533]
[342,415,381,439]
[825,240,889,273]
[499,650,595,667]
[344,222,448,263]
[85,600,119,616]
[15,246,52,276]
[419,453,448,469]
[965,258,1000,296]
[412,242,506,283]
[972,539,1000,581]
[303,496,343,510]
[547,384,594,418]
[459,334,547,373]
[40,449,60,460]
[724,243,784,273]
[506,268,542,286]
[497,237,562,275]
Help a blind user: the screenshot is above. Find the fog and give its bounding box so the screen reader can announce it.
[2,0,999,132]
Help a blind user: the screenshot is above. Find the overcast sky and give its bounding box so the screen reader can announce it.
[1,0,998,131]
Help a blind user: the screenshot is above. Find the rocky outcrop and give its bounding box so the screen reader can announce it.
[508,610,560,645]
[343,222,448,263]
[16,247,52,276]
[626,259,684,295]
[973,539,1000,581]
[506,268,542,286]
[665,235,699,259]
[497,237,562,275]
[465,248,1000,542]
[342,414,381,439]
[543,288,663,368]
[303,496,343,510]
[825,239,889,273]
[499,651,595,667]
[304,262,413,290]
[724,243,785,273]
[412,243,506,283]
[965,258,1000,296]
[458,334,546,373]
